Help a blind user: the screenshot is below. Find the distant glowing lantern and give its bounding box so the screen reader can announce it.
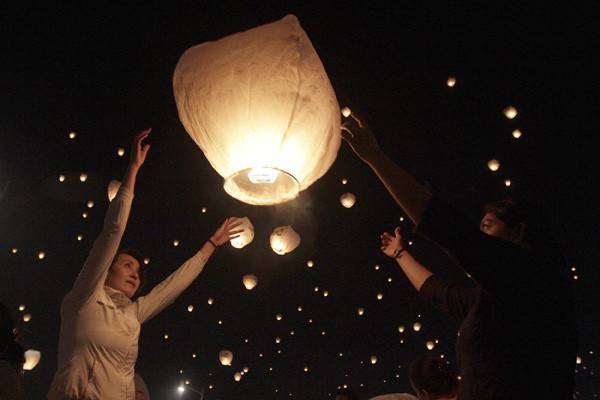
[487,159,500,171]
[82,212,88,219]
[504,179,512,187]
[341,107,352,118]
[86,200,94,208]
[340,192,356,208]
[68,131,77,139]
[77,234,83,241]
[270,225,301,255]
[164,334,169,339]
[173,15,341,206]
[398,325,405,333]
[243,366,249,373]
[341,178,348,185]
[370,355,378,365]
[107,180,121,201]
[503,106,518,119]
[201,207,207,213]
[307,260,314,268]
[79,173,88,182]
[297,306,303,312]
[377,293,383,300]
[38,251,45,260]
[143,257,150,265]
[234,372,242,381]
[323,290,329,297]
[207,298,214,305]
[23,350,41,370]
[230,217,254,249]
[219,350,233,366]
[58,174,66,182]
[446,76,457,87]
[275,337,282,344]
[512,129,522,139]
[18,305,25,311]
[304,366,309,372]
[187,305,194,312]
[357,308,365,316]
[11,248,18,254]
[413,322,422,332]
[276,314,283,321]
[242,274,258,290]
[23,314,31,322]
[117,147,125,156]
[426,341,435,350]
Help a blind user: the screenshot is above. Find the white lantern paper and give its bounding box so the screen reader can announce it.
[340,192,356,208]
[229,217,254,249]
[487,159,501,172]
[242,274,258,290]
[23,349,41,370]
[173,15,341,205]
[270,225,301,255]
[234,371,242,382]
[107,180,122,202]
[219,350,233,366]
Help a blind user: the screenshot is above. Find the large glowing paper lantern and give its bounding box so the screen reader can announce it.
[270,225,301,255]
[107,180,122,202]
[173,15,341,205]
[23,349,41,370]
[230,217,254,249]
[242,274,258,290]
[219,350,233,366]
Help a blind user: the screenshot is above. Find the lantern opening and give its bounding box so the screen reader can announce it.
[224,167,300,206]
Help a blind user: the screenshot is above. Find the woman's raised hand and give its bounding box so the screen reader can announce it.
[380,227,404,258]
[210,218,244,247]
[129,128,151,170]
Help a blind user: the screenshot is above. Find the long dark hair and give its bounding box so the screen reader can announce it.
[409,354,457,398]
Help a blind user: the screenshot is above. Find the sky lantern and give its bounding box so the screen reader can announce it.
[512,129,523,139]
[219,350,233,366]
[357,307,365,316]
[107,180,121,202]
[234,372,242,381]
[398,325,405,333]
[173,15,341,205]
[242,274,258,290]
[79,173,88,182]
[230,217,254,249]
[23,349,41,370]
[340,192,356,208]
[341,107,352,118]
[370,355,378,365]
[270,225,301,255]
[446,76,457,87]
[117,147,125,156]
[487,159,500,171]
[23,313,31,322]
[413,322,422,332]
[426,341,435,350]
[503,106,518,119]
[307,260,314,268]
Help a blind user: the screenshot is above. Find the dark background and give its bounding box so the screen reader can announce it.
[1,2,599,399]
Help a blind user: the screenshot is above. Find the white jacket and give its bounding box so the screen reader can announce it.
[48,187,208,399]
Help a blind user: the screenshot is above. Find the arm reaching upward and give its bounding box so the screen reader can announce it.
[341,113,431,225]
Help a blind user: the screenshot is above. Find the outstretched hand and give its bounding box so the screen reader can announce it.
[129,128,151,170]
[340,112,381,163]
[380,227,404,258]
[210,218,244,247]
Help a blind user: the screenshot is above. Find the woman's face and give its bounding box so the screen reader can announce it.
[480,212,513,241]
[105,253,141,298]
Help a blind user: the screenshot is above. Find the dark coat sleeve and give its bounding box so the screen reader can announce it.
[419,274,478,323]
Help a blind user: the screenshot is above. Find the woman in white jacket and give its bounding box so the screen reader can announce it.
[48,129,242,399]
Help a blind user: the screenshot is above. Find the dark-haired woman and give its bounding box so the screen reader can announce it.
[48,129,243,400]
[342,114,577,400]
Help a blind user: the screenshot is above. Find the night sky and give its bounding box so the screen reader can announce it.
[1,2,599,399]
